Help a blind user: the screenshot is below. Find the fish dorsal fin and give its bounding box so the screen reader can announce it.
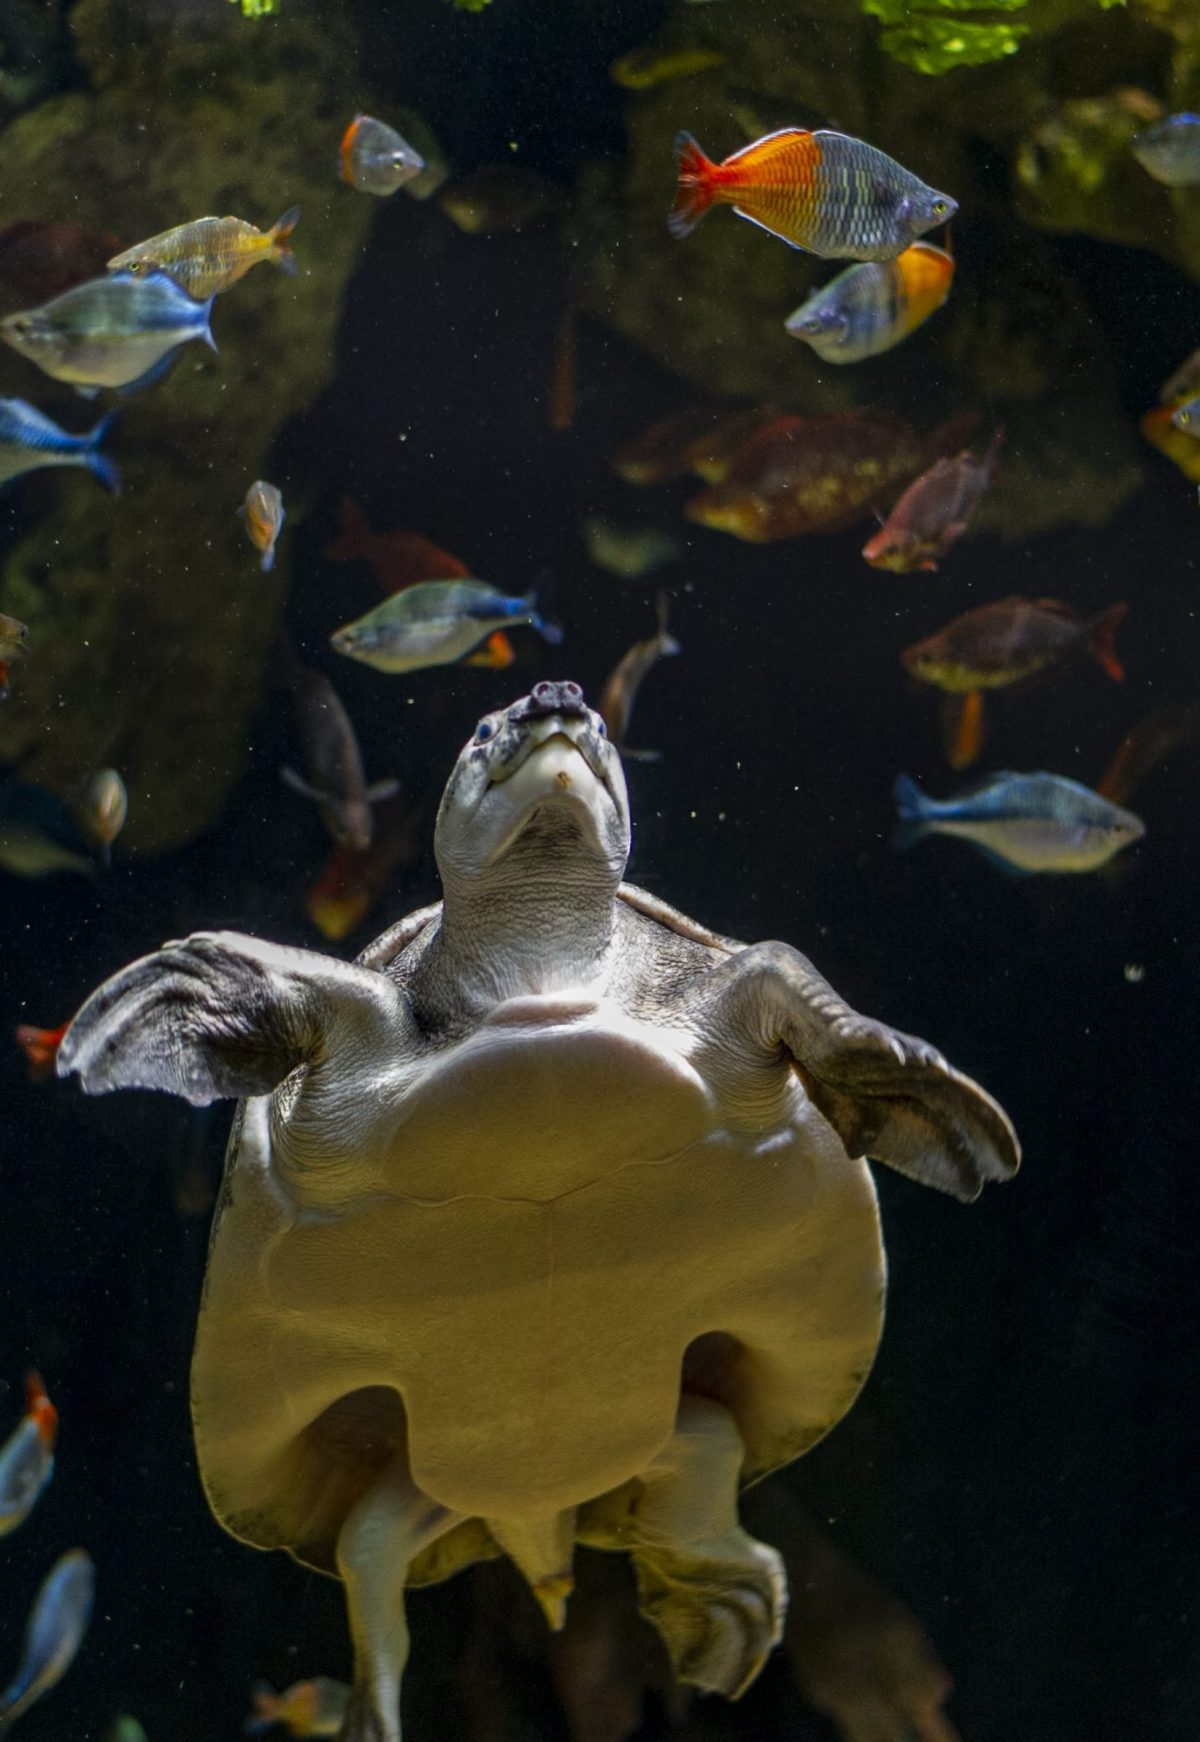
[725,126,814,167]
[1032,598,1077,617]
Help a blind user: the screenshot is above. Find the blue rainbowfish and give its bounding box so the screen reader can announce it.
[784,242,954,363]
[0,1373,57,1538]
[331,579,563,674]
[0,400,119,492]
[1131,113,1200,185]
[0,271,215,391]
[0,1549,94,1732]
[893,771,1145,874]
[246,1677,350,1737]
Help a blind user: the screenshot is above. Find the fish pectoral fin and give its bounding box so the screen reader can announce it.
[280,765,324,803]
[366,778,402,803]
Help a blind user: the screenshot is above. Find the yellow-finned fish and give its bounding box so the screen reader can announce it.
[107,207,299,299]
[246,1677,350,1737]
[784,242,954,363]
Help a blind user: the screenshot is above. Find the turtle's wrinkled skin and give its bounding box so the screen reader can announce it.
[58,681,1019,1742]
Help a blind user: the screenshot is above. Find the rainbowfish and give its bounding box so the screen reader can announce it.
[903,597,1127,694]
[893,771,1145,874]
[240,480,285,571]
[600,594,680,759]
[612,403,769,485]
[1141,401,1200,483]
[0,1373,57,1537]
[340,114,425,197]
[0,400,120,491]
[0,270,215,391]
[610,43,725,91]
[246,1677,351,1737]
[438,166,562,234]
[331,579,562,675]
[669,128,956,258]
[863,431,1001,572]
[0,612,28,699]
[582,517,680,579]
[1131,113,1200,184]
[0,1549,94,1732]
[1170,395,1200,432]
[70,768,128,862]
[275,639,398,850]
[107,208,299,300]
[784,242,953,363]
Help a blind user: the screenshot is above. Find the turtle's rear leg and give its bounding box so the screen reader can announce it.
[609,1395,787,1699]
[335,1456,461,1742]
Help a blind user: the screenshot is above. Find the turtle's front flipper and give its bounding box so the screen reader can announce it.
[335,1457,461,1742]
[57,930,400,1105]
[686,941,1019,1203]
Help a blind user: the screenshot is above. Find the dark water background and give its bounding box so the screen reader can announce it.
[3,1,1200,1738]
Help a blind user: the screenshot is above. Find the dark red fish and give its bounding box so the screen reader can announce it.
[863,430,1002,572]
[0,222,120,302]
[14,1022,68,1082]
[903,596,1127,693]
[326,499,471,594]
[686,409,961,543]
[305,792,423,942]
[613,403,772,485]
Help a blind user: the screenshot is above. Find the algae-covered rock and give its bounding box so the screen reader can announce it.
[0,0,379,854]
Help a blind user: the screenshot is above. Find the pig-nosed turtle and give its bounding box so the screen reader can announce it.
[57,680,1019,1742]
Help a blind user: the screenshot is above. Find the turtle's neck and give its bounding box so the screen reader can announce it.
[420,811,623,1019]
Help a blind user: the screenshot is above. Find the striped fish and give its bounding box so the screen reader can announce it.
[669,127,956,260]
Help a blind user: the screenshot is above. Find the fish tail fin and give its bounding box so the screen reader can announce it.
[1088,601,1127,683]
[669,132,716,239]
[23,1371,57,1446]
[269,204,301,275]
[327,497,368,561]
[260,546,275,572]
[15,1023,68,1081]
[535,612,565,647]
[201,297,218,352]
[891,772,933,853]
[84,412,121,495]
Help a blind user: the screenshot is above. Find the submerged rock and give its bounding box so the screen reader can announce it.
[0,0,380,854]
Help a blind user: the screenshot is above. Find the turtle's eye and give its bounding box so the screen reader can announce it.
[595,718,607,737]
[474,719,495,743]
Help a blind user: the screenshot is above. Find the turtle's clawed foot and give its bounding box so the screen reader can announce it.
[337,1680,402,1742]
[786,1581,958,1742]
[635,1531,786,1698]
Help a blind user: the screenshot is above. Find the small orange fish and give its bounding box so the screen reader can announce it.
[862,431,1002,572]
[941,690,985,771]
[240,480,285,572]
[669,128,956,258]
[326,500,471,594]
[247,1677,349,1738]
[1098,703,1200,805]
[464,630,515,669]
[15,1023,69,1083]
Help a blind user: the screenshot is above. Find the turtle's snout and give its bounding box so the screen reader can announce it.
[510,680,588,723]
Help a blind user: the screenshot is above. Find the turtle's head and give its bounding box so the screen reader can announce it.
[436,681,631,892]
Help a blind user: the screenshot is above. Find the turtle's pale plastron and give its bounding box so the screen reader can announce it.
[58,680,1019,1742]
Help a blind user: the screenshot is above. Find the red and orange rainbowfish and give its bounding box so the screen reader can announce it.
[669,128,957,260]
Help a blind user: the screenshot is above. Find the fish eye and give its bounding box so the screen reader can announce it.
[474,718,495,742]
[1180,409,1192,426]
[932,198,949,216]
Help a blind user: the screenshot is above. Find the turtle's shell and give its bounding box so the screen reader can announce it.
[191,888,884,1587]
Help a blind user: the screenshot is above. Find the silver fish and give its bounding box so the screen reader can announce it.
[0,1549,94,1732]
[331,579,562,675]
[276,641,398,850]
[1131,113,1200,185]
[893,771,1145,874]
[0,270,215,390]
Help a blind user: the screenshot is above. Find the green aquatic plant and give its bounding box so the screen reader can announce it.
[227,0,278,15]
[864,0,1125,76]
[449,0,493,10]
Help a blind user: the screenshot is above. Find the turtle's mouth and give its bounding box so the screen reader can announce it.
[487,716,611,793]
